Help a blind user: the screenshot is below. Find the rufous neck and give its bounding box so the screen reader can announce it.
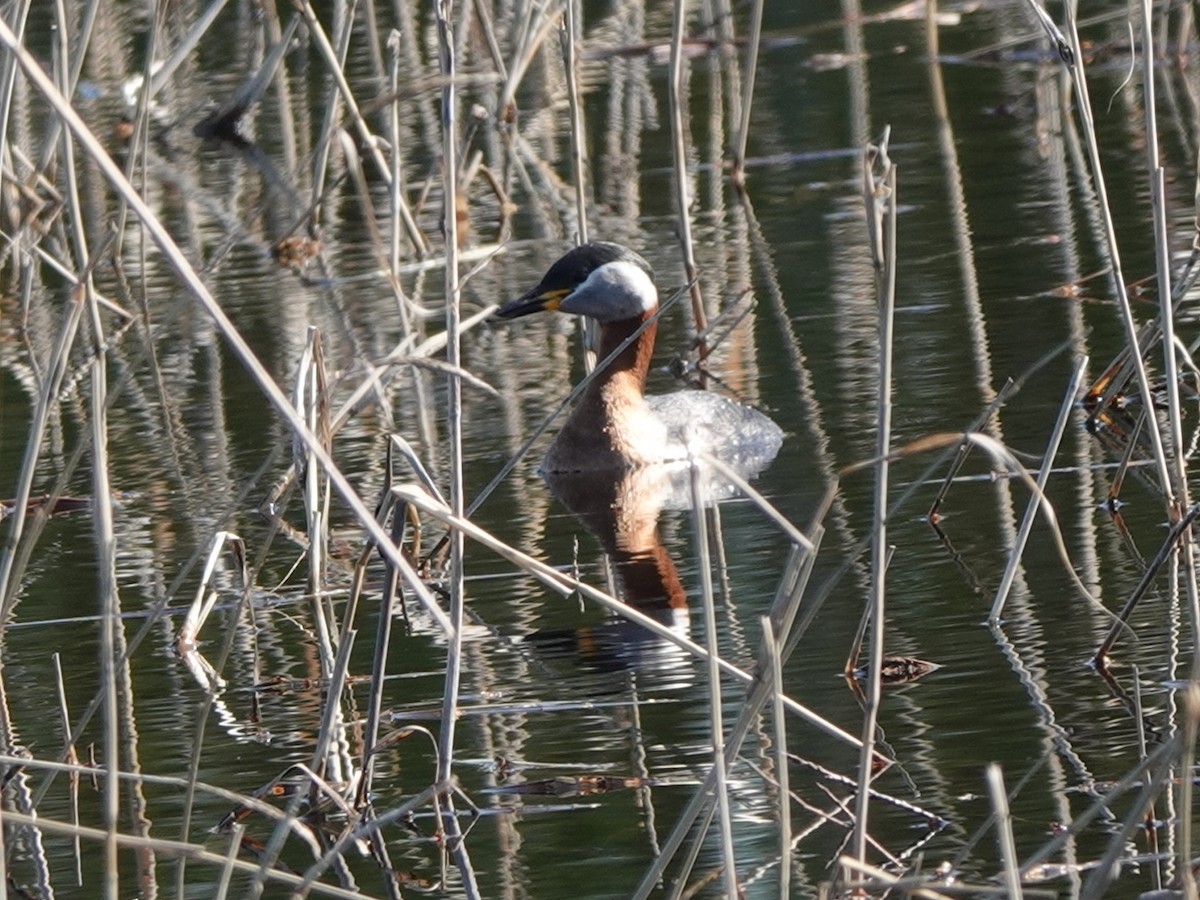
[591,312,656,395]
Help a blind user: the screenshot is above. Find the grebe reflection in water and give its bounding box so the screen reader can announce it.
[497,242,783,475]
[528,466,692,677]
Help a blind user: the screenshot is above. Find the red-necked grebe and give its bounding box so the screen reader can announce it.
[498,242,783,474]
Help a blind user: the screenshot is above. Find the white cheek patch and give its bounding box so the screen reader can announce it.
[572,260,657,319]
[609,260,657,314]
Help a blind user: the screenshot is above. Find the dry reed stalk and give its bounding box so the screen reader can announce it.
[495,0,562,128]
[1177,685,1200,900]
[356,482,400,810]
[926,380,1015,521]
[0,0,32,166]
[667,0,708,361]
[562,6,589,244]
[175,530,244,665]
[435,4,481,896]
[764,617,791,900]
[6,750,333,836]
[687,460,739,896]
[41,0,102,176]
[836,857,958,899]
[0,804,7,897]
[1076,745,1179,899]
[248,761,353,896]
[307,629,358,796]
[561,3,598,372]
[1131,665,1164,892]
[259,302,497,510]
[213,822,243,900]
[1094,502,1200,663]
[989,356,1088,621]
[731,0,764,188]
[50,8,123,881]
[0,804,366,899]
[985,765,1024,899]
[296,328,340,675]
[698,454,817,551]
[1017,732,1179,881]
[52,652,82,882]
[851,134,897,873]
[386,31,429,261]
[297,781,445,893]
[1140,0,1200,682]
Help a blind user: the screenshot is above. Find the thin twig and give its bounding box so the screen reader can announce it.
[990,356,1088,621]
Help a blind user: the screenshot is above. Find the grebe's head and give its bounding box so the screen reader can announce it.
[498,242,657,324]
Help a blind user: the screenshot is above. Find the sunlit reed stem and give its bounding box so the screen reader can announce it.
[263,8,298,175]
[765,617,791,900]
[387,30,428,260]
[851,137,896,873]
[435,4,480,895]
[396,487,855,751]
[297,330,338,679]
[35,0,103,174]
[1179,686,1200,898]
[361,0,384,78]
[0,803,372,898]
[93,354,119,900]
[436,0,464,785]
[51,3,121,887]
[1132,666,1163,893]
[561,2,597,373]
[52,652,82,879]
[927,380,1015,521]
[985,765,1024,899]
[1141,0,1200,677]
[298,781,445,891]
[308,628,356,788]
[731,0,764,188]
[562,4,588,245]
[688,461,739,897]
[496,0,558,128]
[357,495,400,810]
[0,100,88,613]
[0,0,32,164]
[668,0,709,361]
[213,823,243,900]
[989,356,1087,622]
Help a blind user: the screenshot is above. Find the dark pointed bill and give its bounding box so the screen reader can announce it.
[496,288,569,319]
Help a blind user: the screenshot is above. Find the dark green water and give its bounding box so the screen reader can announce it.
[1,0,1197,897]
